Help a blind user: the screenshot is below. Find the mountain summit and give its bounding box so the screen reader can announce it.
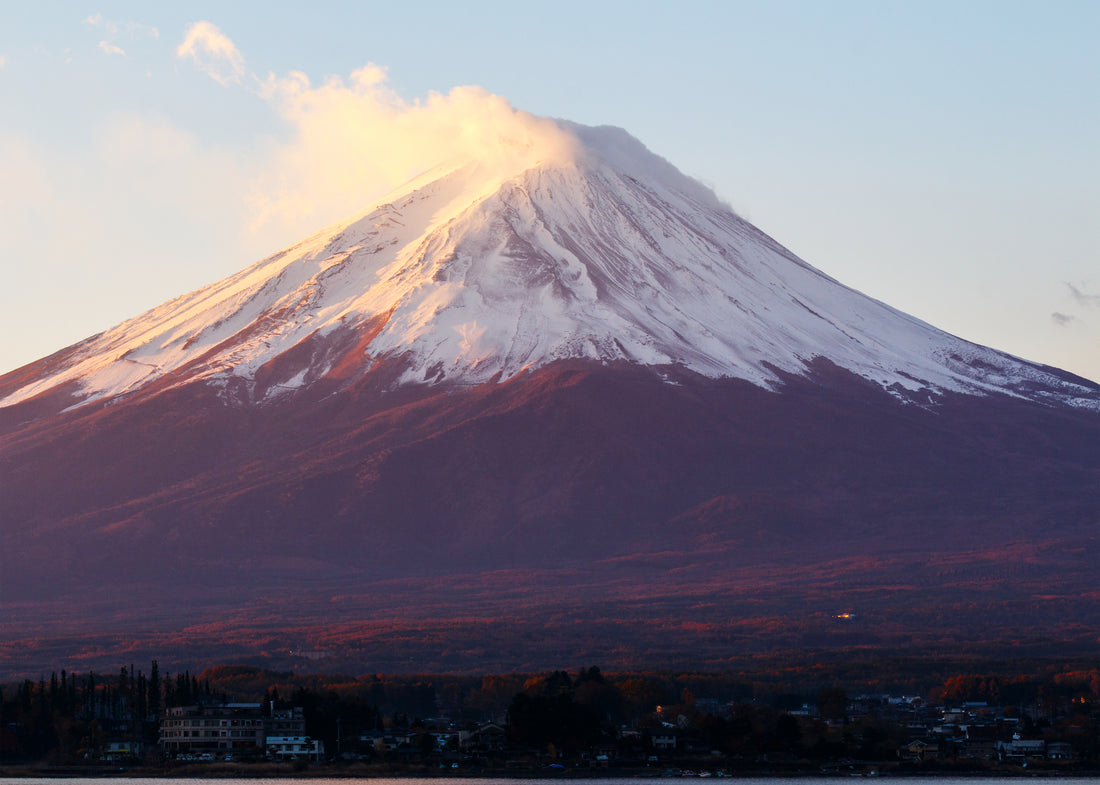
[3,122,1097,413]
[1,120,1098,678]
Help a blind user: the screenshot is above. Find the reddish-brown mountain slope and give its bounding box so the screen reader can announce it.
[1,122,1098,678]
[1,358,1097,677]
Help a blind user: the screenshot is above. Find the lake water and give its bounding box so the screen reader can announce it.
[4,779,1099,785]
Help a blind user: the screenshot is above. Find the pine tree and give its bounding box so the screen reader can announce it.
[136,671,148,722]
[163,672,173,708]
[149,660,161,717]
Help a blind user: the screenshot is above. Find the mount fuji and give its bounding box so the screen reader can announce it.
[3,124,1096,412]
[1,121,1098,677]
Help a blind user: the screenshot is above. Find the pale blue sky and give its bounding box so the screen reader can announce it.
[1,1,1097,381]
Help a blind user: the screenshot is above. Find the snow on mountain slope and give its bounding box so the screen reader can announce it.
[2,122,1097,412]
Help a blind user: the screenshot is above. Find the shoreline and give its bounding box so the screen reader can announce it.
[2,761,1099,779]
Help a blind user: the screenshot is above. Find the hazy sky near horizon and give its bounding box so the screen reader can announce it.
[1,1,1097,382]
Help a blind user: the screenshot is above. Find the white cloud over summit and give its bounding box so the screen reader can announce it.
[249,65,575,235]
[173,21,575,243]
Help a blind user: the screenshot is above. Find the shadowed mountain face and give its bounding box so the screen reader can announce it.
[0,122,1098,678]
[1,358,1098,678]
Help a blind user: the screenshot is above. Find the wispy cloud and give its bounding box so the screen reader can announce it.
[0,54,6,69]
[98,41,126,58]
[86,13,156,60]
[176,21,245,86]
[1051,312,1075,326]
[1067,282,1100,308]
[84,13,159,40]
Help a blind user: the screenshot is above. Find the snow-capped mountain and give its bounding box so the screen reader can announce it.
[3,119,1099,678]
[3,122,1096,413]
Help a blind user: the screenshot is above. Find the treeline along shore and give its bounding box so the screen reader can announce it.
[2,658,1099,775]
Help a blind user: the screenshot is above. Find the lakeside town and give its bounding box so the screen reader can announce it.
[2,664,1099,775]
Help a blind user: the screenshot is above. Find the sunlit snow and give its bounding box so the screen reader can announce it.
[2,122,1096,411]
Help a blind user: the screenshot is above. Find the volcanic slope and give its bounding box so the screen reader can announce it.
[1,121,1098,677]
[2,123,1096,412]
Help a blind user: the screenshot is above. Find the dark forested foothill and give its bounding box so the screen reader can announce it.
[0,662,210,762]
[2,660,1099,772]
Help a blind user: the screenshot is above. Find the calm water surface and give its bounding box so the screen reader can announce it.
[4,779,1100,785]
